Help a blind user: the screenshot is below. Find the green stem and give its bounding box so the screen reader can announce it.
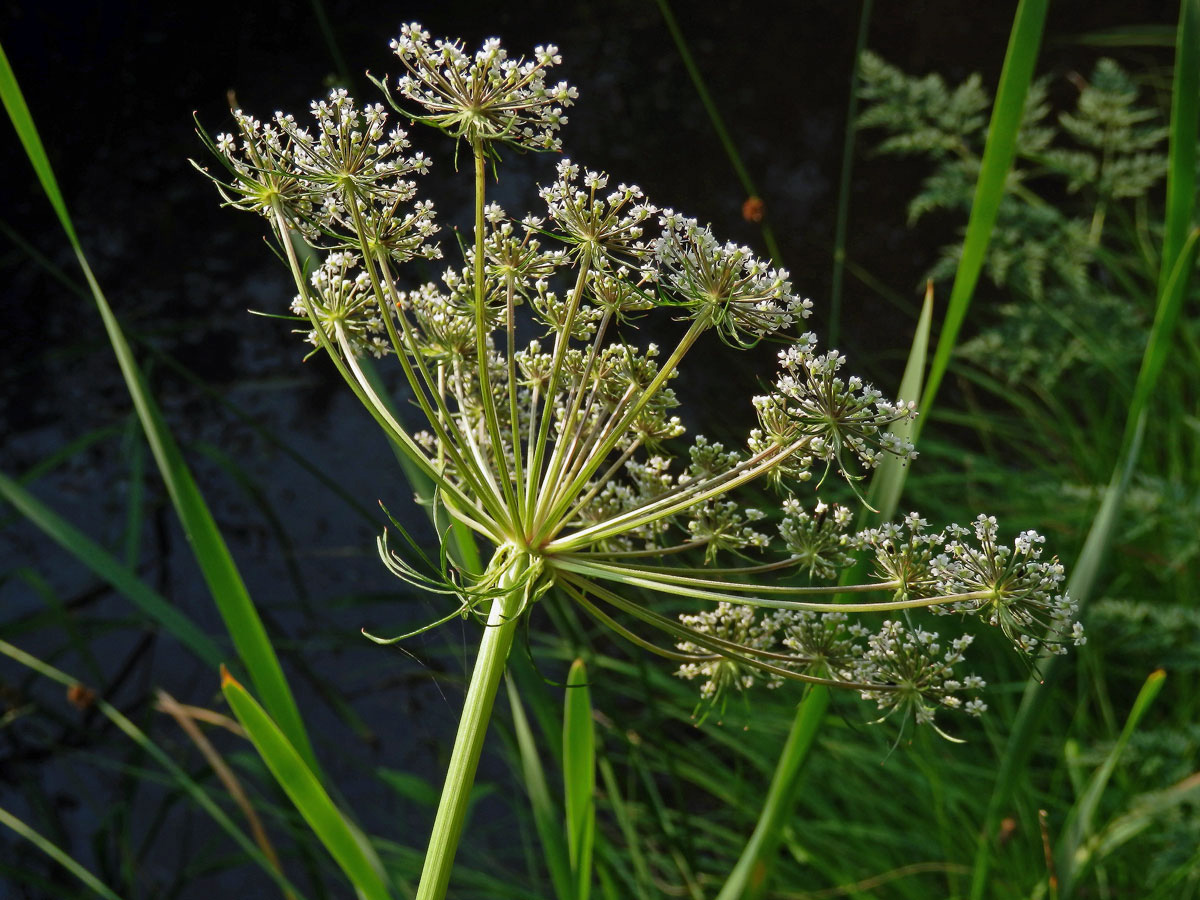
[471,140,522,525]
[534,316,708,543]
[415,550,529,900]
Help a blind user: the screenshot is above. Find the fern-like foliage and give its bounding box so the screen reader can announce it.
[857,53,1172,390]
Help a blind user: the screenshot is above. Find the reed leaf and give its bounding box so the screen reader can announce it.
[505,677,574,900]
[0,39,319,776]
[221,667,392,900]
[919,0,1050,421]
[563,659,596,900]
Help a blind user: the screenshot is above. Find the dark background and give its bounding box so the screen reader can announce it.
[0,0,1178,895]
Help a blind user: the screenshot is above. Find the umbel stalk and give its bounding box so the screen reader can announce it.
[416,551,529,899]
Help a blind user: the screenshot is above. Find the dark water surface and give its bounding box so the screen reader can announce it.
[0,0,1175,895]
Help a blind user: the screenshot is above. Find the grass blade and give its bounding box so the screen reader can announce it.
[0,804,125,900]
[596,757,654,899]
[0,38,318,776]
[715,685,831,900]
[1158,0,1199,300]
[1057,670,1166,898]
[563,659,596,900]
[0,469,225,668]
[505,677,573,900]
[221,666,392,900]
[918,0,1050,421]
[865,281,934,522]
[0,639,306,899]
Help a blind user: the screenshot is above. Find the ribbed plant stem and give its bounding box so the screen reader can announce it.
[416,552,528,900]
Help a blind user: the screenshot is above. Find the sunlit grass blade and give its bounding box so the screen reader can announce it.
[0,469,225,668]
[715,685,831,900]
[220,666,393,900]
[0,639,306,899]
[918,0,1049,422]
[0,804,125,900]
[864,281,934,523]
[0,39,319,776]
[505,677,573,900]
[1057,669,1166,898]
[563,658,596,900]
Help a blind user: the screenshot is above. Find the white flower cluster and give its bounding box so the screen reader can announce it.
[391,23,577,151]
[205,24,1077,742]
[857,622,988,726]
[672,510,1080,730]
[290,251,389,358]
[676,603,781,701]
[930,516,1083,655]
[675,609,987,730]
[540,160,658,272]
[751,336,918,479]
[778,499,857,580]
[652,212,812,346]
[209,92,440,261]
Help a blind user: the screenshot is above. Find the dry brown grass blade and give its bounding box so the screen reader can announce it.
[154,689,292,899]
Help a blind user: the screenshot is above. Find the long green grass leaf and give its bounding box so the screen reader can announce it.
[505,677,573,900]
[918,0,1049,421]
[715,685,831,900]
[865,281,934,522]
[0,640,306,899]
[596,758,654,899]
[0,470,225,668]
[1058,670,1166,898]
[1158,0,1199,299]
[563,659,595,900]
[221,667,392,900]
[0,804,125,900]
[0,38,318,776]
